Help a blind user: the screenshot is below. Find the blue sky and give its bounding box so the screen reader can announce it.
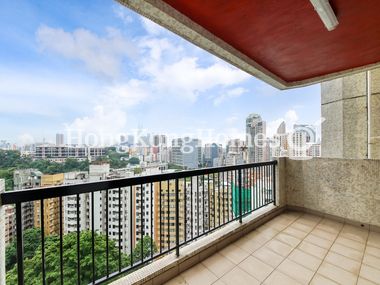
[0,0,321,146]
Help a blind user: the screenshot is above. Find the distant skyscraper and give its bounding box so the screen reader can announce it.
[246,114,266,163]
[277,121,286,134]
[56,133,64,145]
[293,124,316,143]
[273,121,288,157]
[204,143,220,167]
[171,137,199,169]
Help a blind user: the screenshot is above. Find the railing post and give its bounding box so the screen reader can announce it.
[15,203,24,285]
[273,162,277,206]
[175,178,180,257]
[238,169,242,223]
[0,179,6,285]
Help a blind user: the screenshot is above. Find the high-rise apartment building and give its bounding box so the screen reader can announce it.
[56,133,64,145]
[204,143,220,167]
[13,169,42,231]
[34,173,64,236]
[246,114,266,163]
[171,137,199,169]
[273,121,288,157]
[34,145,106,161]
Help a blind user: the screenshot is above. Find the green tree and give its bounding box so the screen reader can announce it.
[6,228,42,271]
[132,236,158,262]
[6,231,126,285]
[128,157,140,165]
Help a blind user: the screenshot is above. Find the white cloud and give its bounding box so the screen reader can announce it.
[267,110,299,137]
[225,115,239,125]
[63,79,150,143]
[36,25,137,78]
[64,105,127,146]
[149,57,249,102]
[113,4,134,25]
[0,68,98,116]
[140,16,167,35]
[214,87,247,106]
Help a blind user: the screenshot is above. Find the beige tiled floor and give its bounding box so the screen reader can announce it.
[165,212,380,285]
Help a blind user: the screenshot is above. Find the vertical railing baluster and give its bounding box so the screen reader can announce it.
[41,200,46,285]
[184,178,187,242]
[159,181,162,253]
[16,203,24,285]
[59,197,64,285]
[238,169,242,223]
[197,176,200,237]
[175,178,180,257]
[106,190,109,277]
[140,184,143,263]
[130,187,133,266]
[91,192,95,283]
[208,174,211,231]
[273,162,277,205]
[119,188,122,270]
[202,175,205,233]
[150,183,153,259]
[191,176,194,240]
[167,180,170,251]
[76,194,80,285]
[222,171,225,225]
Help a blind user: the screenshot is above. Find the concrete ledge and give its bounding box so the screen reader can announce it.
[111,204,286,285]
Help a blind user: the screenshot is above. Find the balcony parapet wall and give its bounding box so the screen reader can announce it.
[282,157,380,229]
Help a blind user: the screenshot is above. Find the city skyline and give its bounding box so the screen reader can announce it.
[0,0,321,145]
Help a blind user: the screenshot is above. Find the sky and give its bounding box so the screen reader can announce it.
[0,0,321,146]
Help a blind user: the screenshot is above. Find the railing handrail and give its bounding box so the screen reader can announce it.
[0,161,277,205]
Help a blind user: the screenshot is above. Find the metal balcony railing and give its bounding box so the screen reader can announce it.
[0,161,277,285]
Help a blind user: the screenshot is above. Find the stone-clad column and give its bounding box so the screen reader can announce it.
[321,68,380,159]
[0,179,5,285]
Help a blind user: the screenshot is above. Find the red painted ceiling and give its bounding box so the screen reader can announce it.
[162,0,380,83]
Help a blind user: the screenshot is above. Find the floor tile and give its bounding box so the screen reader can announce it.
[357,277,378,285]
[202,252,235,278]
[252,246,285,268]
[335,236,366,251]
[220,267,260,285]
[238,256,274,282]
[288,248,322,271]
[234,234,267,253]
[304,233,334,249]
[363,254,380,270]
[298,241,328,259]
[275,232,301,247]
[277,259,314,284]
[318,262,357,285]
[311,228,338,241]
[324,251,361,274]
[316,219,343,234]
[180,264,218,285]
[219,243,249,264]
[368,232,380,249]
[283,226,309,239]
[360,264,380,284]
[310,274,339,285]
[256,226,279,239]
[265,239,293,257]
[330,243,364,261]
[211,280,227,285]
[292,221,314,233]
[263,270,302,285]
[340,225,369,243]
[366,246,380,258]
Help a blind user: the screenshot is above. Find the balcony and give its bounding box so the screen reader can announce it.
[1,158,379,285]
